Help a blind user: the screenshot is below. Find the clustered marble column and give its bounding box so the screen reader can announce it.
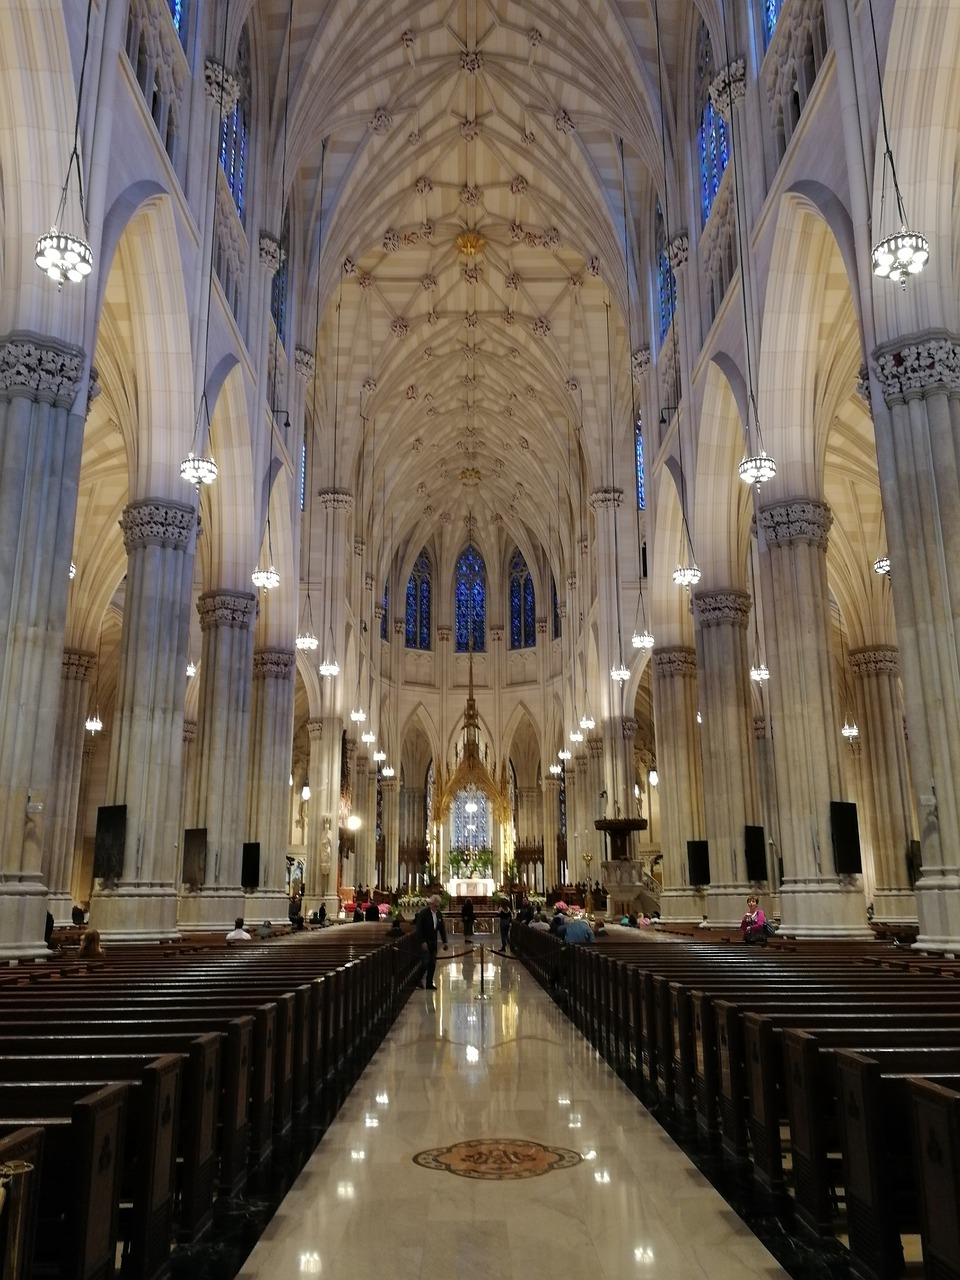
[304,718,325,903]
[850,647,916,923]
[693,589,763,925]
[352,753,374,890]
[381,775,401,892]
[758,499,870,936]
[246,648,296,914]
[541,776,561,889]
[0,332,86,956]
[44,650,96,920]
[652,647,705,922]
[91,499,196,939]
[872,335,960,949]
[180,589,256,928]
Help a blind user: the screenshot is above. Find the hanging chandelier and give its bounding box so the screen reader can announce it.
[382,764,395,778]
[296,629,319,651]
[569,727,584,743]
[350,706,367,723]
[749,662,770,683]
[180,451,218,486]
[252,563,280,590]
[549,762,563,776]
[319,654,340,679]
[673,564,701,587]
[579,713,595,730]
[738,450,777,486]
[632,628,654,650]
[873,555,890,576]
[841,718,860,740]
[610,662,630,683]
[361,729,376,744]
[373,749,386,762]
[558,748,572,762]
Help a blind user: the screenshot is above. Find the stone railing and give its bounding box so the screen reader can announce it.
[762,0,829,162]
[601,859,662,906]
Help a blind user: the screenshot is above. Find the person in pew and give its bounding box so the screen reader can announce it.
[257,920,275,939]
[740,896,768,945]
[353,904,364,923]
[78,927,105,959]
[563,915,595,945]
[226,917,252,943]
[364,901,379,922]
[71,904,84,927]
[44,910,55,948]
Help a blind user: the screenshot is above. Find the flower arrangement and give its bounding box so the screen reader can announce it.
[553,900,569,912]
[398,893,428,912]
[528,893,546,908]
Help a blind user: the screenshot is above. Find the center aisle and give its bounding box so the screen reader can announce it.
[238,947,789,1280]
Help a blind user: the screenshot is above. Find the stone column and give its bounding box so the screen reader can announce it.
[652,647,706,922]
[71,739,98,907]
[304,719,326,905]
[179,589,257,930]
[586,737,606,861]
[92,499,196,940]
[693,589,763,925]
[316,713,343,904]
[245,648,296,916]
[0,332,86,957]
[542,776,561,890]
[180,721,197,860]
[44,650,96,921]
[871,336,960,949]
[382,775,400,892]
[758,499,870,935]
[850,645,917,924]
[353,753,374,890]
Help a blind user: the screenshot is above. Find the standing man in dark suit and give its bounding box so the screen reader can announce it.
[415,894,448,989]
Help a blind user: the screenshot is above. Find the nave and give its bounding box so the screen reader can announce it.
[236,948,788,1280]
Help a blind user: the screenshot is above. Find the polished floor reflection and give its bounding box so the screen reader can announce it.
[236,949,789,1280]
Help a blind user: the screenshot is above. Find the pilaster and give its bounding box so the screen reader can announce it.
[245,649,296,917]
[44,650,96,921]
[652,646,705,922]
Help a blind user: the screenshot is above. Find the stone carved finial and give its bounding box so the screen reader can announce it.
[197,590,257,630]
[252,649,295,679]
[259,234,284,273]
[0,332,85,408]
[62,650,96,681]
[709,59,746,122]
[295,347,315,378]
[693,589,752,629]
[555,109,575,133]
[121,499,196,551]
[203,60,240,117]
[872,333,960,404]
[850,645,900,677]
[668,234,689,270]
[532,316,551,337]
[460,50,483,73]
[589,487,623,511]
[759,499,832,550]
[653,646,697,678]
[369,107,393,135]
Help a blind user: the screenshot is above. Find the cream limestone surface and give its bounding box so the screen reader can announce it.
[237,951,788,1280]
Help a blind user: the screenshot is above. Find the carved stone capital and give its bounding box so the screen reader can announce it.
[0,331,85,408]
[589,486,623,512]
[62,650,96,681]
[850,645,900,677]
[120,499,196,552]
[759,498,832,550]
[490,626,505,644]
[587,738,604,759]
[197,590,257,631]
[754,715,767,740]
[437,626,452,643]
[203,59,240,117]
[535,617,547,635]
[667,234,689,270]
[319,489,354,513]
[252,648,295,679]
[653,646,697,678]
[183,720,197,744]
[709,58,746,122]
[295,347,315,378]
[306,718,323,743]
[621,717,637,740]
[259,234,284,273]
[632,347,651,383]
[872,332,960,404]
[693,589,751,629]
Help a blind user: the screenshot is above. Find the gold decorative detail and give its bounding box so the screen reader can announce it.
[413,1138,581,1180]
[456,230,487,256]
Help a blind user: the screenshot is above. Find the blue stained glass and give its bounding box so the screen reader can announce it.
[219,29,250,218]
[508,548,536,649]
[455,546,486,652]
[405,550,431,649]
[763,0,786,46]
[299,440,306,511]
[635,426,645,510]
[655,201,676,341]
[698,99,730,224]
[380,583,389,641]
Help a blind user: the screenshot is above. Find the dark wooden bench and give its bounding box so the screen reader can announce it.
[0,1126,44,1280]
[909,1076,960,1280]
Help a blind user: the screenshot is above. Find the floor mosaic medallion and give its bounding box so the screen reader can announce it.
[412,1138,581,1180]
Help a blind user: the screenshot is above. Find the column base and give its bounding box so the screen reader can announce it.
[0,881,54,960]
[177,886,246,934]
[872,886,918,927]
[705,883,758,928]
[89,884,180,941]
[47,891,78,926]
[659,885,707,924]
[778,878,873,938]
[237,889,292,930]
[913,867,960,952]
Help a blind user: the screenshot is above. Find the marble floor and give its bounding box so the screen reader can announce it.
[236,948,790,1280]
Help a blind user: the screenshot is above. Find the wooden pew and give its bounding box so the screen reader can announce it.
[0,1126,43,1280]
[909,1077,960,1280]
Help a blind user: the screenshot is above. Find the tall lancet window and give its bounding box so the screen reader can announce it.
[655,200,676,342]
[220,25,251,218]
[509,548,536,649]
[405,549,432,650]
[455,546,486,652]
[762,0,786,47]
[696,20,729,225]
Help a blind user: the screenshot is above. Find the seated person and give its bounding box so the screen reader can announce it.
[226,917,252,943]
[257,920,274,938]
[365,900,379,922]
[78,927,105,959]
[353,904,364,923]
[740,896,767,945]
[530,911,550,931]
[563,915,595,945]
[549,908,567,937]
[70,904,85,927]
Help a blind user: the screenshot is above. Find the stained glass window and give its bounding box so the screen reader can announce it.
[219,26,250,218]
[655,201,675,342]
[380,583,389,641]
[455,546,486,652]
[763,0,786,46]
[508,548,536,649]
[167,0,187,40]
[452,790,491,854]
[299,439,306,511]
[696,21,729,225]
[271,210,289,340]
[405,549,432,649]
[635,421,645,510]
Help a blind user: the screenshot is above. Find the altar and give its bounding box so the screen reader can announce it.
[448,877,495,898]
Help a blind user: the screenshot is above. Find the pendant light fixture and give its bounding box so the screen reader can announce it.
[36,0,94,286]
[866,0,928,284]
[251,509,280,590]
[838,608,859,741]
[85,623,104,733]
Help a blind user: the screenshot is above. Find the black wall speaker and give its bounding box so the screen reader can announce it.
[687,839,711,886]
[241,842,261,891]
[907,838,922,888]
[181,828,207,888]
[830,801,862,874]
[744,825,768,881]
[93,805,126,882]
